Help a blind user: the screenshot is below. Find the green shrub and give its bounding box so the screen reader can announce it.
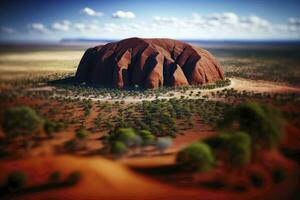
[44,120,65,136]
[111,141,128,155]
[44,120,55,135]
[5,171,27,191]
[109,128,137,146]
[218,102,284,149]
[203,134,228,149]
[250,173,264,188]
[64,139,85,152]
[222,132,251,166]
[176,142,215,172]
[272,168,285,183]
[49,171,61,183]
[204,132,251,167]
[65,171,81,185]
[75,127,88,139]
[138,130,156,146]
[0,149,10,158]
[2,106,44,137]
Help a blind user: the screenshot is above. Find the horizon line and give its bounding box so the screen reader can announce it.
[1,38,300,45]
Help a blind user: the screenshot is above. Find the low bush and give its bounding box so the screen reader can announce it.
[2,106,44,138]
[250,173,264,188]
[111,141,128,156]
[204,132,251,167]
[44,120,65,136]
[5,171,27,191]
[49,171,61,183]
[109,128,137,146]
[138,130,156,146]
[75,127,89,139]
[272,168,285,183]
[218,102,284,149]
[65,171,82,185]
[176,142,215,172]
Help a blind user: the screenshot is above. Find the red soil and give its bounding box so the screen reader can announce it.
[0,153,298,200]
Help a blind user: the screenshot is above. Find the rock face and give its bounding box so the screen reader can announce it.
[75,37,224,89]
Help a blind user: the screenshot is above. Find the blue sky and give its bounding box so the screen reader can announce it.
[0,0,300,42]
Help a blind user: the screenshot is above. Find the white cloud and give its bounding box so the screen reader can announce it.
[74,23,99,32]
[29,23,48,33]
[1,27,15,34]
[208,12,239,26]
[152,13,272,31]
[147,13,281,38]
[154,16,178,25]
[24,12,300,39]
[240,15,270,29]
[190,13,204,25]
[288,17,300,26]
[287,17,300,32]
[102,22,150,34]
[103,23,118,32]
[74,23,85,31]
[81,7,103,17]
[130,23,143,29]
[52,20,71,31]
[112,10,136,19]
[272,17,300,33]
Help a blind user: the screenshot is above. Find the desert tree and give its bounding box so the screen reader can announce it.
[44,120,65,138]
[5,171,27,191]
[111,141,128,156]
[223,132,251,167]
[75,126,89,139]
[138,130,156,146]
[218,102,284,150]
[2,106,44,138]
[109,128,137,147]
[204,132,251,168]
[176,142,215,172]
[65,171,82,185]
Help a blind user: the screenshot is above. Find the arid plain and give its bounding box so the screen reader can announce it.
[0,42,300,200]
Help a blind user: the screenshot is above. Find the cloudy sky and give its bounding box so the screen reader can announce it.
[0,0,300,42]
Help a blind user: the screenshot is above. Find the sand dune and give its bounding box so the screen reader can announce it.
[1,154,298,200]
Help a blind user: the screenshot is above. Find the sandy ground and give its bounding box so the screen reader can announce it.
[0,50,82,80]
[0,51,84,62]
[0,154,298,200]
[0,66,76,72]
[229,78,300,93]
